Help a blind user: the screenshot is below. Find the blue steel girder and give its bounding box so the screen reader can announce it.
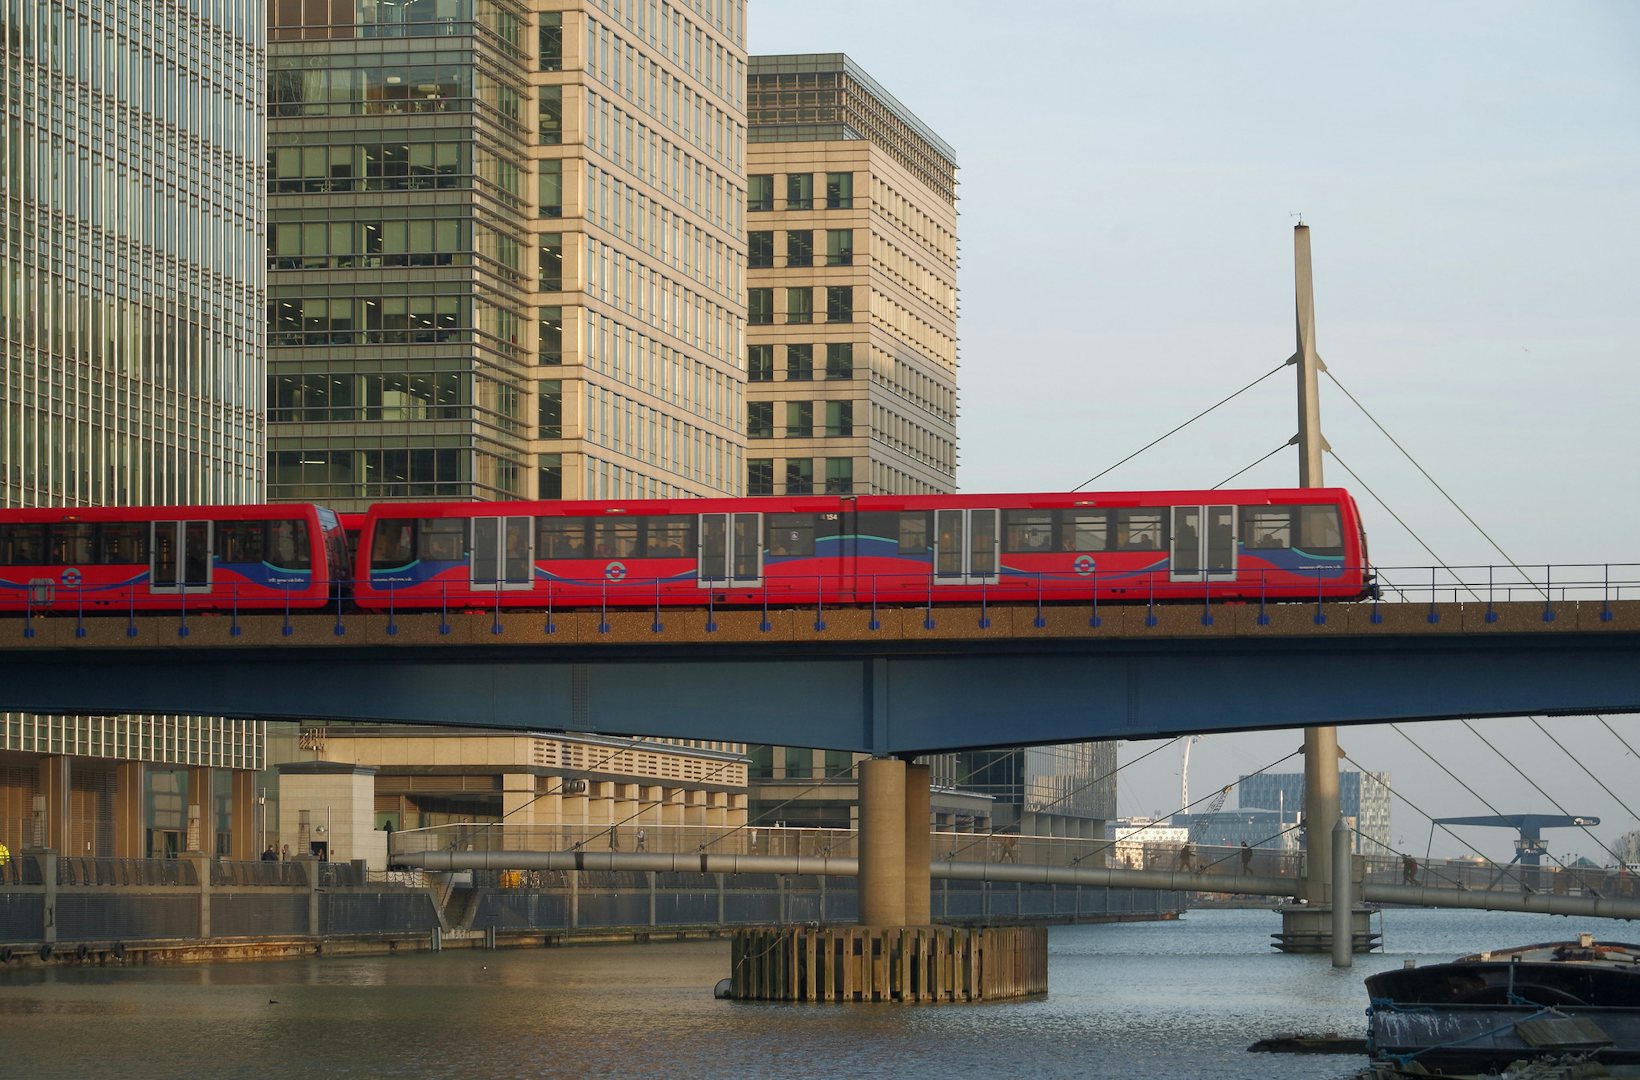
[1,619,1638,754]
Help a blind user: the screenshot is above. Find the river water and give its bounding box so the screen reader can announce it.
[0,907,1607,1079]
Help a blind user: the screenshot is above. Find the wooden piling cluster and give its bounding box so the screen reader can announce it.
[729,925,1047,1002]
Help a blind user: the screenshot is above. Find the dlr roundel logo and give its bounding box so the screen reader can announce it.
[61,568,83,588]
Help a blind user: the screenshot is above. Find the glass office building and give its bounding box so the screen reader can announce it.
[2,0,265,505]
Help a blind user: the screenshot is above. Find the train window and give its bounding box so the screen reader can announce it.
[49,524,96,565]
[215,522,267,563]
[898,512,931,554]
[592,519,638,559]
[856,512,898,549]
[1242,508,1293,549]
[268,520,312,569]
[0,524,45,565]
[1298,505,1344,556]
[1058,510,1109,552]
[371,519,416,568]
[1003,511,1053,552]
[644,516,693,557]
[1113,509,1164,551]
[538,517,591,558]
[767,513,816,556]
[418,519,466,562]
[99,523,148,564]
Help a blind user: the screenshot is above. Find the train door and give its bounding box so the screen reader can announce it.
[1169,505,1237,582]
[471,516,535,590]
[150,521,212,593]
[697,512,762,588]
[933,508,999,585]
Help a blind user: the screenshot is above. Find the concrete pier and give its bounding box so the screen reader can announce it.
[729,925,1047,1002]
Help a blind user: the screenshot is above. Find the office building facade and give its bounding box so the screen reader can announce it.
[266,0,747,507]
[1,1,268,857]
[1238,769,1392,856]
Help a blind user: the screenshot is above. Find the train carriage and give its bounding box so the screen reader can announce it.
[0,504,348,613]
[352,488,1370,611]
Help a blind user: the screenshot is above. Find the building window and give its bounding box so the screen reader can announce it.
[748,174,773,212]
[538,307,563,364]
[825,457,853,494]
[786,458,814,495]
[785,343,813,381]
[538,86,562,144]
[538,158,563,216]
[748,287,773,325]
[538,380,562,438]
[825,229,853,266]
[825,342,853,379]
[786,173,813,210]
[786,230,813,267]
[539,235,563,291]
[539,12,563,70]
[825,286,852,323]
[747,458,774,496]
[784,746,813,779]
[537,453,563,499]
[747,401,773,439]
[748,343,773,382]
[786,287,813,325]
[748,231,773,268]
[785,401,813,438]
[825,400,852,437]
[826,171,853,209]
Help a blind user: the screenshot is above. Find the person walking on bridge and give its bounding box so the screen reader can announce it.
[1176,842,1195,873]
[1402,853,1419,885]
[1240,841,1253,874]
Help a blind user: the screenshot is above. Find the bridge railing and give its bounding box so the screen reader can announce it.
[7,563,1638,637]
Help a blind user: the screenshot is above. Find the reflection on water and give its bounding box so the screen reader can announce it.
[0,908,1599,1080]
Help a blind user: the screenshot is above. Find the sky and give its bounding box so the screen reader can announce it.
[749,1,1640,863]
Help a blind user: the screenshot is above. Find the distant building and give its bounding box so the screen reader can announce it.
[1168,810,1302,853]
[1237,770,1391,855]
[1109,817,1189,869]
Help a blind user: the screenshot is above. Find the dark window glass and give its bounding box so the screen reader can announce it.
[857,512,899,546]
[417,519,464,562]
[0,524,46,564]
[825,457,852,494]
[747,174,773,212]
[538,306,562,364]
[537,453,563,499]
[538,158,562,216]
[267,520,312,569]
[538,517,591,558]
[825,171,852,209]
[747,287,773,325]
[785,343,813,380]
[784,746,812,779]
[747,744,773,777]
[1057,509,1110,552]
[767,513,817,557]
[1298,505,1344,556]
[538,85,562,143]
[825,342,854,379]
[539,234,562,290]
[747,344,773,382]
[786,287,812,324]
[99,523,148,564]
[824,400,852,436]
[538,12,562,70]
[1113,509,1165,551]
[786,173,813,209]
[825,228,852,266]
[786,230,813,267]
[215,522,267,563]
[48,523,96,564]
[643,516,694,557]
[1003,511,1053,552]
[785,400,813,438]
[592,520,638,558]
[785,458,814,495]
[825,285,852,322]
[898,512,931,554]
[747,230,773,268]
[538,379,562,438]
[747,401,773,439]
[747,458,774,496]
[1241,507,1292,550]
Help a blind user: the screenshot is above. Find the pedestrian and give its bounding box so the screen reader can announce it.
[608,828,619,851]
[1177,842,1195,872]
[1240,841,1253,874]
[1001,834,1017,863]
[261,845,277,862]
[635,828,647,852]
[279,843,290,862]
[1402,853,1419,885]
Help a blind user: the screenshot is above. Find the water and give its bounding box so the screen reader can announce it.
[0,907,1610,1079]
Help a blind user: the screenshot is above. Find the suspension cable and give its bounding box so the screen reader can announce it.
[1212,440,1292,490]
[1327,449,1482,602]
[1326,368,1542,591]
[1073,362,1289,490]
[1460,719,1626,866]
[1597,714,1640,763]
[1531,717,1640,834]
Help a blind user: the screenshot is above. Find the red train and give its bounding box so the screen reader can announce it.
[352,488,1371,610]
[0,489,1370,615]
[0,504,348,612]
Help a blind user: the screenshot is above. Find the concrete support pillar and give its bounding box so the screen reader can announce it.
[501,773,538,848]
[1331,818,1352,968]
[857,757,906,927]
[1303,726,1340,905]
[903,762,932,926]
[230,771,258,861]
[114,762,144,859]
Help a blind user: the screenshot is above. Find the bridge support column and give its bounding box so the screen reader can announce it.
[858,757,906,926]
[903,761,931,925]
